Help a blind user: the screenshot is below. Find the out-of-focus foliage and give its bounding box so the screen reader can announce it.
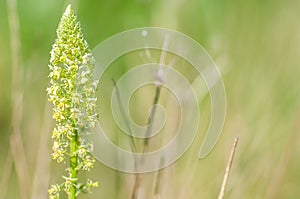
[0,0,299,198]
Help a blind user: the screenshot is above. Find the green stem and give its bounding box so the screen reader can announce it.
[70,129,79,199]
[131,85,162,199]
[143,85,162,147]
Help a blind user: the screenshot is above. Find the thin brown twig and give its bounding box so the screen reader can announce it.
[218,137,239,199]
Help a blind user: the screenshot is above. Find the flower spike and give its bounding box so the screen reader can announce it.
[47,4,99,198]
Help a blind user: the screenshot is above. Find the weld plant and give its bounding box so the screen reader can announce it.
[47,4,99,199]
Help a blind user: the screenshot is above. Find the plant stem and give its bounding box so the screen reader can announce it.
[70,130,79,199]
[218,137,239,199]
[131,85,162,199]
[112,78,137,151]
[143,85,162,151]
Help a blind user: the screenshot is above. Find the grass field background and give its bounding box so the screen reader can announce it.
[0,0,299,198]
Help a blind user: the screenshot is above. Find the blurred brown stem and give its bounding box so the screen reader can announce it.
[218,137,239,199]
[0,151,13,199]
[112,78,137,151]
[131,85,162,199]
[6,0,30,198]
[142,85,162,153]
[30,100,52,199]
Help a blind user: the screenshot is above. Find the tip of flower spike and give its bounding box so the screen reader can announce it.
[64,4,73,15]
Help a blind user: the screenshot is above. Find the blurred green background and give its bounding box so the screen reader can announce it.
[1,0,300,198]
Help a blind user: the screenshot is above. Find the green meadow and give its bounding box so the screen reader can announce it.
[0,0,299,198]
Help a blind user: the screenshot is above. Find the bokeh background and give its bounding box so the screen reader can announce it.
[0,0,300,198]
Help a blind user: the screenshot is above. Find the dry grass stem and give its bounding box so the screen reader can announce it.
[0,151,13,199]
[218,137,239,199]
[30,100,52,199]
[7,0,30,198]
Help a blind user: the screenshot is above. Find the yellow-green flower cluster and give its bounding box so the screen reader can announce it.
[47,4,98,197]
